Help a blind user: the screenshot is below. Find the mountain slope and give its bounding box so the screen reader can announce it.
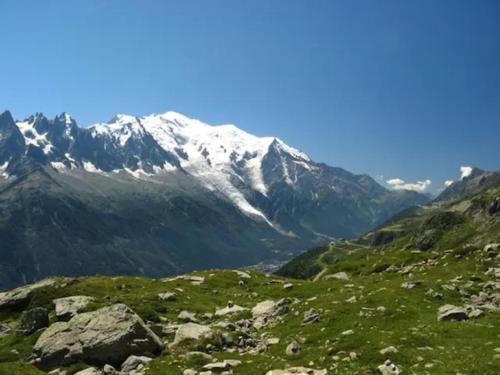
[0,187,498,375]
[435,167,500,203]
[0,110,429,289]
[277,172,500,280]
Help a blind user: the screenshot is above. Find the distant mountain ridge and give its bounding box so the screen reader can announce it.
[0,109,429,289]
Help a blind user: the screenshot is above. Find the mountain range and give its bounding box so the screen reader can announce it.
[0,110,429,289]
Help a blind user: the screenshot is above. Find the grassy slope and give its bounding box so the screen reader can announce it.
[0,190,499,374]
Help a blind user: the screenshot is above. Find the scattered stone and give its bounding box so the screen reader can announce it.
[341,329,354,336]
[20,307,49,335]
[234,270,251,279]
[466,307,484,319]
[283,283,294,290]
[303,308,321,324]
[202,359,241,372]
[53,296,94,321]
[252,298,291,329]
[425,289,443,299]
[345,296,357,303]
[74,368,102,375]
[32,304,163,370]
[215,303,247,317]
[103,364,117,374]
[401,281,422,289]
[0,324,11,336]
[286,341,301,356]
[485,268,500,279]
[378,360,401,374]
[266,368,327,375]
[183,370,197,375]
[121,355,152,373]
[437,304,468,321]
[157,292,176,302]
[326,272,350,281]
[266,337,280,345]
[380,346,398,355]
[484,243,500,256]
[178,310,198,322]
[172,323,212,345]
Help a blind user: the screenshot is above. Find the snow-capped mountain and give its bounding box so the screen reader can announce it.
[0,109,429,288]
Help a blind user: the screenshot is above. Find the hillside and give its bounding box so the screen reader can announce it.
[0,189,498,374]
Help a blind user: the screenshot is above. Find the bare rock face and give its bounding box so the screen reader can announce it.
[53,296,94,321]
[32,304,163,370]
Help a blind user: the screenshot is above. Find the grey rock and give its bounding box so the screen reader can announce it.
[20,307,49,335]
[303,309,321,324]
[53,296,94,321]
[172,323,212,345]
[74,368,102,375]
[437,304,468,321]
[183,370,198,375]
[0,278,57,311]
[378,360,401,374]
[251,298,290,329]
[32,304,163,370]
[215,303,247,317]
[285,341,301,356]
[103,364,117,374]
[325,272,350,281]
[178,310,198,322]
[266,368,327,375]
[157,292,176,302]
[121,355,152,372]
[379,346,398,355]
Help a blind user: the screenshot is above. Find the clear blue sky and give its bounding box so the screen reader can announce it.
[1,0,499,193]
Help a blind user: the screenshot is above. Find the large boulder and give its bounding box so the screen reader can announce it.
[0,279,57,311]
[53,296,94,321]
[20,307,49,335]
[32,304,163,370]
[437,304,468,321]
[172,323,212,345]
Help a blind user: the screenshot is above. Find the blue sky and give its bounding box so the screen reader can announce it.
[0,0,499,193]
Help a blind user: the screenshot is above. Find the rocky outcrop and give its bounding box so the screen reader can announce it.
[0,279,57,311]
[32,304,163,370]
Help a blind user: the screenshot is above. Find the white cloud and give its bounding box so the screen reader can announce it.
[444,180,454,187]
[460,166,473,179]
[386,178,432,193]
